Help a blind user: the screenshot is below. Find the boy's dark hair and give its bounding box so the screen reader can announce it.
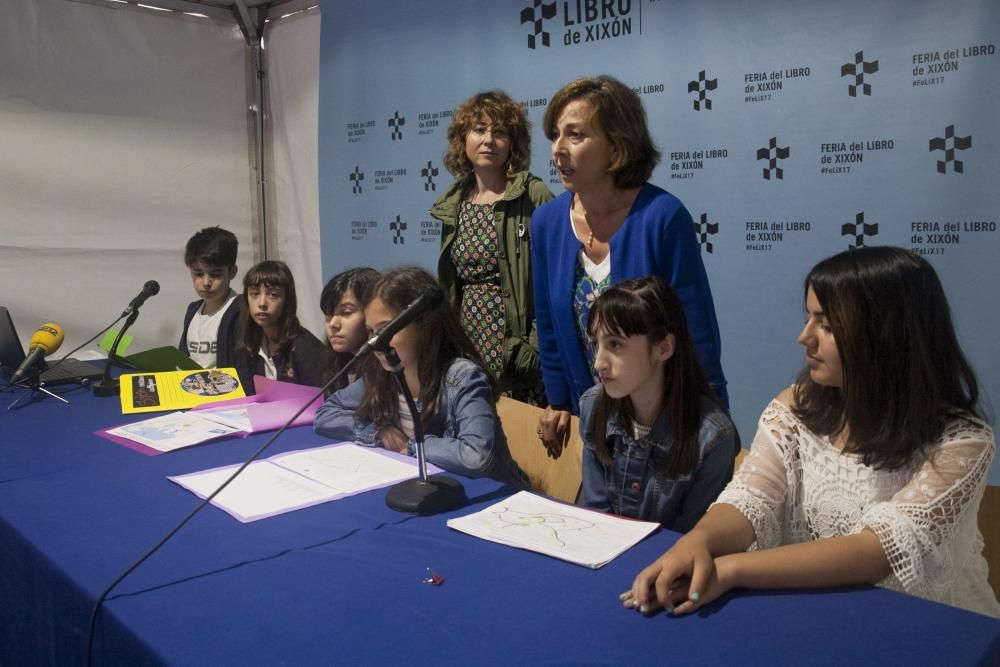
[793,246,983,470]
[185,227,238,268]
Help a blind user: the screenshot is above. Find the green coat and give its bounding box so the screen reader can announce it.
[431,171,554,394]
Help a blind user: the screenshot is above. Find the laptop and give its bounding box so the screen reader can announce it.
[0,306,105,386]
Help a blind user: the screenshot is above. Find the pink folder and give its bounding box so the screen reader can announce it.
[191,375,324,431]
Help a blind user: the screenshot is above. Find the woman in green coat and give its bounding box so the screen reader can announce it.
[431,90,553,404]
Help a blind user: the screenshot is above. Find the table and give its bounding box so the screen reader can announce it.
[2,382,998,666]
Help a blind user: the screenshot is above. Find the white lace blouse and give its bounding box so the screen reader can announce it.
[715,399,1000,618]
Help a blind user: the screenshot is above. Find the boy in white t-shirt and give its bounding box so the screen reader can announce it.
[178,227,242,369]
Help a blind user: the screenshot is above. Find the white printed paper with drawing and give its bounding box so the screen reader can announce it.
[447,491,659,568]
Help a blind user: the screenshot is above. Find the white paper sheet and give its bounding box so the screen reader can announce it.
[196,406,253,432]
[169,464,340,520]
[447,491,660,569]
[270,445,420,495]
[106,412,243,452]
[168,443,427,522]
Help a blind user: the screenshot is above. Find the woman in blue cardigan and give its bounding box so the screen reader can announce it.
[532,75,728,453]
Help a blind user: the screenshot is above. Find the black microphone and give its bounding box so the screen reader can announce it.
[121,280,160,317]
[357,286,444,356]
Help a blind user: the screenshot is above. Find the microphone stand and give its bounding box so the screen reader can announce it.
[93,309,139,398]
[6,372,70,411]
[382,348,466,515]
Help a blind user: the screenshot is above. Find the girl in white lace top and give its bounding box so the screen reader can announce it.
[622,246,999,619]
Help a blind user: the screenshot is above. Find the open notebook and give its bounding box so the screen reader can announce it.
[0,306,103,386]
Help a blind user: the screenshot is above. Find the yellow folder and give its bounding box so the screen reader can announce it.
[119,368,245,414]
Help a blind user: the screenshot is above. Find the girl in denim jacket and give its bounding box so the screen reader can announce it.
[314,267,527,487]
[580,276,736,530]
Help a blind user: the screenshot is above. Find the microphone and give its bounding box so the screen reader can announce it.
[96,280,160,398]
[357,286,445,356]
[121,280,160,317]
[11,322,65,384]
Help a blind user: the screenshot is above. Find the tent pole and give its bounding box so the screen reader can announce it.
[234,0,270,261]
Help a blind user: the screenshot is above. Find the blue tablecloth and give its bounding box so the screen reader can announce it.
[2,382,998,666]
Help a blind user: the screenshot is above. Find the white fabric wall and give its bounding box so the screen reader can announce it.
[0,0,252,354]
[266,8,324,340]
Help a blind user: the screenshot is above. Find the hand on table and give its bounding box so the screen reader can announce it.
[621,536,735,616]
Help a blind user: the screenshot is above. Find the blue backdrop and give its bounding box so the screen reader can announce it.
[318,0,1000,483]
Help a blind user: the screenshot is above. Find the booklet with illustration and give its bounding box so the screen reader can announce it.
[101,411,246,454]
[118,368,245,414]
[101,376,321,454]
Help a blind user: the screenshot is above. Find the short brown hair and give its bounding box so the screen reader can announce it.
[443,90,532,180]
[185,226,238,268]
[544,76,660,189]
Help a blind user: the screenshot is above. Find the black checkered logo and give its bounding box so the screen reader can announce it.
[756,137,790,180]
[349,166,364,194]
[421,160,439,192]
[388,111,405,141]
[840,51,878,97]
[929,125,971,174]
[520,0,557,49]
[841,212,878,249]
[390,215,406,245]
[693,213,719,254]
[687,71,718,111]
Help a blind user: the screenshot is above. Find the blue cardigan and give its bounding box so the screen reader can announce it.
[530,182,728,414]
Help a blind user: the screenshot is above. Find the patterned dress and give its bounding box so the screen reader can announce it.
[572,258,610,383]
[451,199,545,404]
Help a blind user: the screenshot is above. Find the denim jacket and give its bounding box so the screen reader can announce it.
[314,358,527,487]
[579,384,736,531]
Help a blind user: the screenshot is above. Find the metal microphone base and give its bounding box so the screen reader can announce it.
[92,378,121,397]
[385,475,466,515]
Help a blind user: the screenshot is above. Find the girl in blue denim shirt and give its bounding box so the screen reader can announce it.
[314,267,527,486]
[580,276,736,530]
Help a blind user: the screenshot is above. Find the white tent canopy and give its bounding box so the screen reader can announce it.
[0,0,323,357]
